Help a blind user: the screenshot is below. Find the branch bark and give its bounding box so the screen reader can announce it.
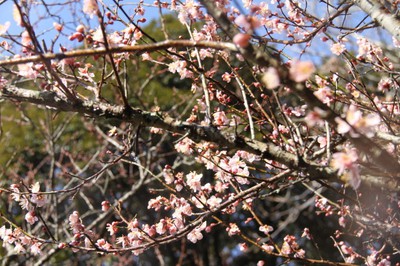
[1,86,398,191]
[352,0,400,41]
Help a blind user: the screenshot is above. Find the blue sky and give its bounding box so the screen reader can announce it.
[0,0,395,63]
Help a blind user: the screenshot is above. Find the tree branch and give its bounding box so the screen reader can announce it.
[352,0,400,41]
[1,85,398,191]
[0,40,237,67]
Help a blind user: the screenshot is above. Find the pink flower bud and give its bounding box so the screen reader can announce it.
[233,33,251,48]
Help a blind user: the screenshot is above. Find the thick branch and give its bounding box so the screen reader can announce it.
[352,0,400,41]
[1,86,398,191]
[0,40,237,67]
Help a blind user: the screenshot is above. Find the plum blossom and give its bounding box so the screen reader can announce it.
[30,242,42,255]
[281,235,304,258]
[261,244,274,253]
[30,182,46,207]
[177,0,203,24]
[259,225,274,234]
[239,242,248,251]
[330,43,346,55]
[356,37,382,63]
[242,0,253,8]
[235,15,252,31]
[18,63,38,79]
[222,72,232,83]
[227,223,241,236]
[0,75,7,89]
[186,171,202,192]
[233,33,251,48]
[377,77,394,91]
[106,221,119,236]
[262,67,281,90]
[393,36,400,48]
[171,197,192,220]
[305,107,327,128]
[96,239,112,250]
[69,211,85,233]
[206,195,222,209]
[314,86,333,106]
[25,211,38,225]
[213,110,229,126]
[331,147,360,189]
[174,137,194,155]
[289,60,315,82]
[168,60,192,79]
[163,166,174,184]
[187,221,207,243]
[13,5,22,26]
[148,196,168,211]
[83,0,98,18]
[101,201,110,212]
[335,104,380,137]
[0,21,10,35]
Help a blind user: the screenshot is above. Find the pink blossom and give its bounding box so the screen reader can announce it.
[213,110,229,126]
[378,77,393,91]
[330,43,346,55]
[0,75,7,89]
[53,22,63,32]
[155,219,168,235]
[206,195,222,209]
[0,21,10,35]
[30,182,46,207]
[163,166,174,184]
[186,171,202,192]
[356,37,382,62]
[317,136,327,148]
[106,221,119,236]
[69,211,85,233]
[25,211,38,225]
[338,216,347,227]
[174,137,194,154]
[13,5,22,26]
[233,33,251,48]
[18,63,38,79]
[171,197,192,220]
[148,196,168,211]
[239,242,248,251]
[30,242,42,255]
[314,87,333,106]
[262,67,281,90]
[101,201,110,212]
[393,36,400,48]
[187,222,206,243]
[305,108,327,128]
[227,223,241,236]
[0,226,15,244]
[177,0,203,24]
[259,225,274,234]
[222,72,232,83]
[168,60,192,79]
[261,244,274,253]
[14,242,26,253]
[336,105,380,137]
[83,0,99,18]
[289,60,315,82]
[235,15,252,31]
[242,0,253,8]
[331,148,360,189]
[96,238,112,250]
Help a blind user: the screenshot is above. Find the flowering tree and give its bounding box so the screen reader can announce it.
[0,0,399,265]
